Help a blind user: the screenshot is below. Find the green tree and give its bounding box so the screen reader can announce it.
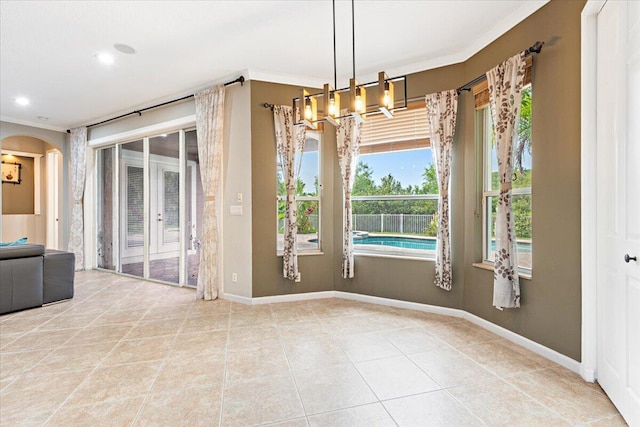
[353,161,377,196]
[421,164,439,194]
[515,85,532,173]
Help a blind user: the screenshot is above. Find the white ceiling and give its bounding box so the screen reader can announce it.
[0,0,548,131]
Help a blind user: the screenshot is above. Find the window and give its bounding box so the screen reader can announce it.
[481,84,532,272]
[352,106,438,258]
[276,132,321,253]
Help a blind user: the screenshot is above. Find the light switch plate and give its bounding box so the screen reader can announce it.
[230,205,243,216]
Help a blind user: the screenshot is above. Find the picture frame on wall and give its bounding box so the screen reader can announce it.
[1,161,22,184]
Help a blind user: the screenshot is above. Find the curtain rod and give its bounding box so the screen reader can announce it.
[456,41,544,94]
[261,103,275,110]
[66,76,245,133]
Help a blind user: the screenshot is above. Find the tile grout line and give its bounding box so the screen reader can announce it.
[217,302,232,427]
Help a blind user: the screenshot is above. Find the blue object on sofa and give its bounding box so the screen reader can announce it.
[0,237,28,247]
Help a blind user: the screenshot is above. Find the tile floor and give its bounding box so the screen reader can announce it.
[0,270,626,426]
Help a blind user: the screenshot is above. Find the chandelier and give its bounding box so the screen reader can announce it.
[295,0,407,129]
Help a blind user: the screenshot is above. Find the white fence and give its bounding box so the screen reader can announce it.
[353,214,434,234]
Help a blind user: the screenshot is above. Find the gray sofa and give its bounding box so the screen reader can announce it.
[0,244,75,315]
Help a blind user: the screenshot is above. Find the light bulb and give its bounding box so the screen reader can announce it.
[383,90,391,108]
[304,97,313,120]
[355,88,363,113]
[328,94,336,116]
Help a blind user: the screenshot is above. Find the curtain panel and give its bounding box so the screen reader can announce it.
[68,126,87,271]
[336,114,362,278]
[425,90,458,291]
[274,105,306,281]
[487,52,526,309]
[194,85,225,300]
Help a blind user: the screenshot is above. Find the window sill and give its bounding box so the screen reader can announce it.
[472,262,532,280]
[277,251,324,257]
[355,251,435,262]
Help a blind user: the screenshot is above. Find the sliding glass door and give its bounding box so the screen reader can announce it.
[96,129,201,286]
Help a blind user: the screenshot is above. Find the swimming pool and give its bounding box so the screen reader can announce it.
[352,235,532,253]
[353,236,436,250]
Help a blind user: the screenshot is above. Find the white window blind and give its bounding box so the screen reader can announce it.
[126,166,144,248]
[360,107,430,154]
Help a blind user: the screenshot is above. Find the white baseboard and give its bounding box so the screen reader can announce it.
[334,291,465,318]
[251,291,336,305]
[462,312,581,375]
[221,289,582,375]
[219,292,252,305]
[580,364,597,383]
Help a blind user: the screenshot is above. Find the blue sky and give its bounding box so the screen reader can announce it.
[298,148,433,190]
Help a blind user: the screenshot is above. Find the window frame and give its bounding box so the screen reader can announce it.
[480,91,532,276]
[351,117,439,260]
[276,131,322,255]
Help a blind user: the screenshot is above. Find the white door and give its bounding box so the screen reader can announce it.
[154,165,180,254]
[46,150,60,249]
[596,0,640,424]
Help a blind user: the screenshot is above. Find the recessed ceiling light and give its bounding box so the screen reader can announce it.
[114,43,136,54]
[15,97,29,106]
[96,52,114,65]
[38,116,49,121]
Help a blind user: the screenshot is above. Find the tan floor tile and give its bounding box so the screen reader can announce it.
[222,374,304,426]
[508,367,620,424]
[63,324,131,346]
[294,364,377,415]
[181,313,229,333]
[230,302,272,313]
[226,344,290,381]
[271,305,319,325]
[320,315,380,335]
[456,339,548,378]
[284,335,351,372]
[36,314,99,331]
[46,396,144,427]
[170,330,228,358]
[141,304,192,321]
[229,310,276,328]
[355,355,441,400]
[135,385,223,426]
[448,379,569,426]
[33,342,116,373]
[66,361,160,406]
[0,348,51,379]
[0,410,54,427]
[263,418,309,427]
[227,325,281,351]
[308,403,396,427]
[279,322,330,342]
[90,308,148,326]
[152,353,225,392]
[0,369,90,420]
[379,326,450,355]
[428,319,499,347]
[0,316,56,336]
[1,328,81,351]
[0,332,23,350]
[400,309,460,328]
[100,335,174,366]
[409,347,498,387]
[189,299,232,316]
[383,390,482,427]
[335,332,402,362]
[581,414,629,426]
[124,318,184,339]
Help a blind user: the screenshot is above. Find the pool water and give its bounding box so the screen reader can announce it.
[353,236,436,250]
[352,236,532,253]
